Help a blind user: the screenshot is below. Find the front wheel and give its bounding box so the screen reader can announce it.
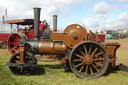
[8,52,37,75]
[69,41,109,79]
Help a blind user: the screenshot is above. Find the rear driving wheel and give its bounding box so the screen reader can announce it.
[69,41,109,79]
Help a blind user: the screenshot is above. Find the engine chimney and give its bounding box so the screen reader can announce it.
[53,15,57,32]
[33,8,41,40]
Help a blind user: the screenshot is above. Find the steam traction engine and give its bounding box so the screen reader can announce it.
[6,8,120,79]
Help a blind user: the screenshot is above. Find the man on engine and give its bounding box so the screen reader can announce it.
[39,20,47,37]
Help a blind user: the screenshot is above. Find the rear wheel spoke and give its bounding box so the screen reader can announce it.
[75,63,83,68]
[92,64,99,71]
[91,48,97,57]
[95,62,103,67]
[93,58,104,61]
[73,59,82,62]
[88,46,91,55]
[84,45,88,55]
[79,66,84,72]
[90,66,93,75]
[75,54,84,59]
[85,65,88,75]
[94,52,102,58]
[79,49,86,57]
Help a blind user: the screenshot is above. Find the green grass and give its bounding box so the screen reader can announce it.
[0,39,128,85]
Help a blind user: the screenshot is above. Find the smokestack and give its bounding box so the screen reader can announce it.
[53,15,57,32]
[33,8,41,40]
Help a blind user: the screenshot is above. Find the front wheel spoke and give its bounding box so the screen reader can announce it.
[91,48,98,57]
[17,67,20,70]
[75,54,84,59]
[92,64,99,71]
[75,63,83,68]
[85,65,88,75]
[79,66,84,72]
[20,67,23,72]
[15,60,19,63]
[27,61,32,63]
[93,58,104,61]
[16,56,20,59]
[73,59,82,62]
[90,66,93,75]
[95,62,103,67]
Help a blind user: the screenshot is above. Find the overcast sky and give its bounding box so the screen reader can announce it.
[0,0,128,32]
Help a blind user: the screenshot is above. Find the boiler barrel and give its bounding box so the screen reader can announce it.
[39,41,66,54]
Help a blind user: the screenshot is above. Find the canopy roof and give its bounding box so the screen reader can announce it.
[2,19,34,25]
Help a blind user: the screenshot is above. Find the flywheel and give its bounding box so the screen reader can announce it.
[64,24,87,48]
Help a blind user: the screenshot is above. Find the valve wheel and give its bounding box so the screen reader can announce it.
[69,41,109,79]
[9,52,37,75]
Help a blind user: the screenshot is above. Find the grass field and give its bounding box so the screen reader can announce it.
[0,39,128,85]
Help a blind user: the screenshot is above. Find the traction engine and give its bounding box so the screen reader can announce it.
[6,8,120,79]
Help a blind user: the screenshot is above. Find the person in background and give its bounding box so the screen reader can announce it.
[43,20,48,29]
[39,21,44,37]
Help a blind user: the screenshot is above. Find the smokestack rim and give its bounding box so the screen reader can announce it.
[53,15,57,18]
[33,8,41,10]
